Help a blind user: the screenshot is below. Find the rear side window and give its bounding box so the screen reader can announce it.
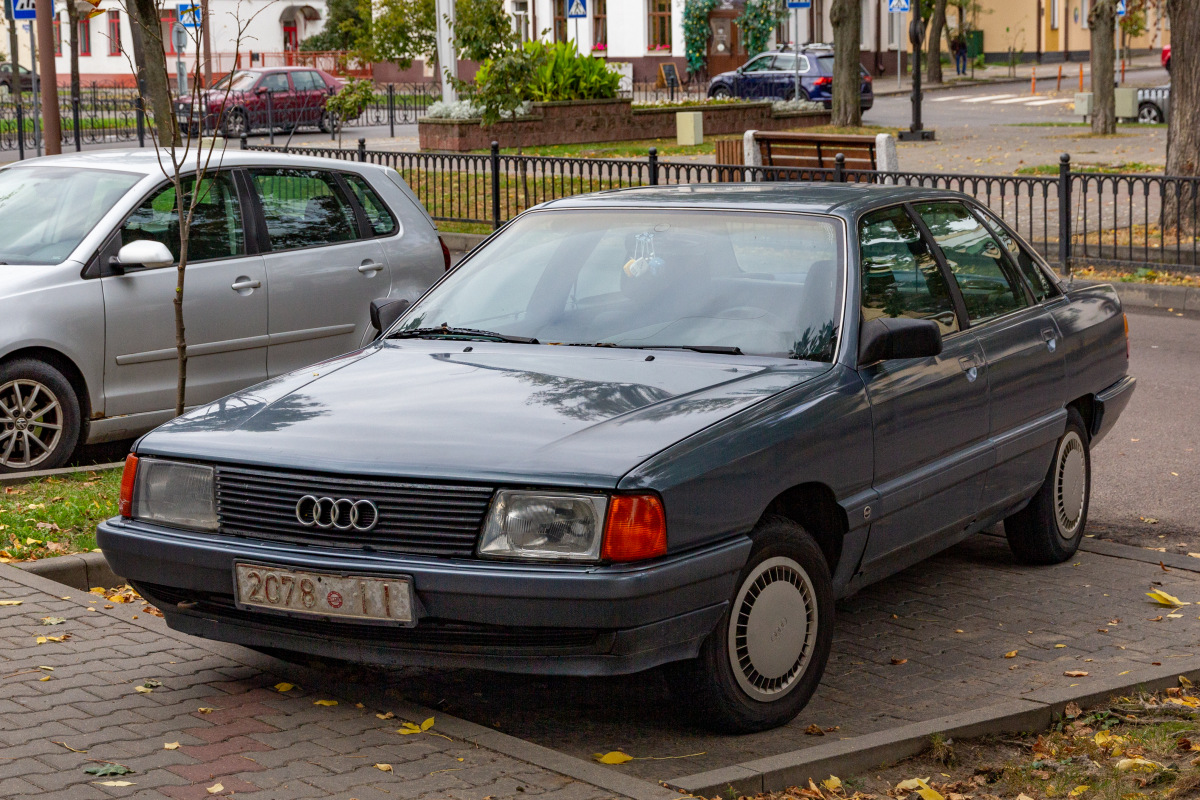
[344,173,398,236]
[859,206,960,335]
[293,70,322,91]
[972,205,1058,302]
[913,201,1031,324]
[259,73,289,93]
[250,168,359,251]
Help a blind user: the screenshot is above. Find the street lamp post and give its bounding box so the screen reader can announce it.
[898,4,935,142]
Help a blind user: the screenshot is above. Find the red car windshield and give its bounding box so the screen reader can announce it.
[213,71,260,91]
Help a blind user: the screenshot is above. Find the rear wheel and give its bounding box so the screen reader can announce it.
[319,109,342,133]
[1138,102,1164,124]
[222,108,248,137]
[1005,407,1090,565]
[670,517,834,733]
[0,360,82,473]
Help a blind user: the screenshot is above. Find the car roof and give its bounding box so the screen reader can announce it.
[3,147,378,177]
[535,183,968,217]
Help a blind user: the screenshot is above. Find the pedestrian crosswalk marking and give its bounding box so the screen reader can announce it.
[930,95,973,102]
[1027,98,1073,106]
[994,96,1040,104]
[961,94,1017,103]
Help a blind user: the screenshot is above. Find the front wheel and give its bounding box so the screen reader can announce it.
[319,109,342,133]
[709,86,732,100]
[0,359,82,473]
[1005,407,1091,564]
[672,517,834,733]
[222,108,249,138]
[1138,102,1164,124]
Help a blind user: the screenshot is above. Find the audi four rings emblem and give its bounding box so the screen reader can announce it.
[295,495,379,532]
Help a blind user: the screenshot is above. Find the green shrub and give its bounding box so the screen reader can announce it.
[474,40,619,103]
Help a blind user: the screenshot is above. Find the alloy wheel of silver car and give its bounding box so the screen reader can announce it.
[1054,430,1087,540]
[0,379,64,469]
[1138,104,1163,124]
[727,555,819,701]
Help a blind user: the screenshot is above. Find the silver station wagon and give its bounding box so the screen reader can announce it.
[0,149,446,472]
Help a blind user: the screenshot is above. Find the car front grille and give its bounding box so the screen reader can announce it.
[214,465,494,557]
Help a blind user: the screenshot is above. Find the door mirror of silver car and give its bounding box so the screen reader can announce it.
[111,241,174,272]
[370,297,411,338]
[858,317,944,365]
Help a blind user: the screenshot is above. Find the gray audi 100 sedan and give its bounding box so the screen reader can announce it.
[0,149,447,472]
[98,184,1135,732]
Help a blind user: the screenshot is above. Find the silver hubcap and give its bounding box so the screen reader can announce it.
[728,556,818,702]
[0,379,64,469]
[1054,431,1087,539]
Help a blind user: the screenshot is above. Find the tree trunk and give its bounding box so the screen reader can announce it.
[1088,0,1116,135]
[1164,0,1200,233]
[127,0,179,146]
[927,0,947,84]
[829,0,862,128]
[67,2,80,115]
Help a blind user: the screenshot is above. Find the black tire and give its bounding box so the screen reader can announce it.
[0,359,82,473]
[1138,102,1164,124]
[1005,407,1090,565]
[222,108,249,137]
[670,516,834,733]
[319,109,341,134]
[709,86,732,100]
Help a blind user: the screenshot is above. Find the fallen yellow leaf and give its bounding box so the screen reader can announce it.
[197,707,215,714]
[135,686,153,694]
[1182,676,1194,687]
[1116,757,1162,772]
[97,781,136,787]
[594,751,634,765]
[376,712,395,720]
[421,717,435,731]
[206,783,224,794]
[164,741,180,750]
[1069,787,1089,798]
[374,763,393,772]
[313,699,338,707]
[896,778,931,791]
[37,666,52,671]
[1147,590,1188,607]
[917,788,945,800]
[397,723,422,735]
[1004,650,1018,658]
[1064,670,1089,677]
[1166,697,1200,708]
[0,600,22,606]
[1119,670,1131,675]
[274,682,295,692]
[822,776,842,792]
[38,676,50,682]
[1017,794,1036,800]
[1054,644,1066,648]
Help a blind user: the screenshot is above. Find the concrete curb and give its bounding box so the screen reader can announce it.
[1071,279,1197,314]
[1080,537,1200,572]
[438,231,489,252]
[0,460,124,486]
[16,550,124,591]
[668,659,1200,797]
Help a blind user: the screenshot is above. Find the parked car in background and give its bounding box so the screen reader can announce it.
[1163,45,1171,72]
[1138,85,1169,124]
[0,149,449,472]
[708,45,874,111]
[0,62,34,94]
[177,67,347,137]
[100,183,1132,734]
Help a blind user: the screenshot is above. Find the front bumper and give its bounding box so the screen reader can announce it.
[97,518,749,675]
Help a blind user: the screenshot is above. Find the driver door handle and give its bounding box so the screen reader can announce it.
[358,261,384,274]
[231,279,261,291]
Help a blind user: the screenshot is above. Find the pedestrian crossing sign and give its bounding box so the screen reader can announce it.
[1116,0,1126,16]
[888,0,910,11]
[10,0,38,20]
[567,0,586,18]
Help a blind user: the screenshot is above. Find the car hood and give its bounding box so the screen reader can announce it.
[138,340,828,487]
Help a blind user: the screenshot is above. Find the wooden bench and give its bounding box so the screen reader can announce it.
[754,131,877,177]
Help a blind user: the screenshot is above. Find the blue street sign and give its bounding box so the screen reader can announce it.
[566,0,585,18]
[787,0,811,8]
[1116,0,1126,17]
[178,2,202,28]
[11,0,37,21]
[888,0,910,11]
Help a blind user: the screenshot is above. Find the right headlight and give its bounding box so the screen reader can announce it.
[129,457,218,532]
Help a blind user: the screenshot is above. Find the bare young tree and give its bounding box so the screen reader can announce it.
[829,0,862,128]
[1088,0,1116,135]
[927,0,948,84]
[1164,0,1198,231]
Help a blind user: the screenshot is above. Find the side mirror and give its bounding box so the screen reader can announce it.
[110,240,174,273]
[858,317,943,365]
[370,297,411,337]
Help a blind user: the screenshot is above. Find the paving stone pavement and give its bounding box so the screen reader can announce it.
[0,566,629,800]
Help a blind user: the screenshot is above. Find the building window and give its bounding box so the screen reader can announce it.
[1051,0,1060,30]
[53,14,62,56]
[161,8,178,55]
[593,0,607,51]
[648,0,671,50]
[1081,0,1089,29]
[78,15,91,56]
[553,0,567,42]
[107,10,121,56]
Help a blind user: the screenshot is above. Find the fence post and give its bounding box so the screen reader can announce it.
[388,83,395,138]
[16,102,24,161]
[241,132,248,150]
[490,141,502,230]
[267,91,274,145]
[358,137,367,162]
[648,147,658,186]
[834,152,846,183]
[1058,153,1072,274]
[71,94,81,152]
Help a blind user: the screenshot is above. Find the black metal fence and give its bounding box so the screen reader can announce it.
[245,139,1200,273]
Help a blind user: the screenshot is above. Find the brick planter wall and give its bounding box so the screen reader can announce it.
[417,98,832,152]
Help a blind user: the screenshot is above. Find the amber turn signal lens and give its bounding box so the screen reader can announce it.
[602,494,666,562]
[118,454,139,518]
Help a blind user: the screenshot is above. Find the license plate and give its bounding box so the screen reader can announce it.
[234,563,414,625]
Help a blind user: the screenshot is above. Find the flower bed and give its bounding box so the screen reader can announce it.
[418,97,831,152]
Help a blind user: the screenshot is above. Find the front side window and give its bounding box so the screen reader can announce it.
[121,173,245,264]
[973,205,1058,303]
[0,166,140,265]
[742,55,774,73]
[648,0,671,50]
[859,206,960,336]
[292,70,322,91]
[259,73,290,93]
[397,210,844,361]
[250,169,358,251]
[343,174,397,236]
[913,201,1030,324]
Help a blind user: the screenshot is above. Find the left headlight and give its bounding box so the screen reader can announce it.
[131,458,218,532]
[478,490,607,561]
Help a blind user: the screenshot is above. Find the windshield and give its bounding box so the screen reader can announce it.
[213,71,259,91]
[0,166,141,265]
[398,209,844,361]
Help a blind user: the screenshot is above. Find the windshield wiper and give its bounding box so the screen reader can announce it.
[564,343,744,355]
[388,326,539,344]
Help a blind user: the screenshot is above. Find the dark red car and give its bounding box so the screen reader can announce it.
[1163,45,1171,72]
[177,66,345,136]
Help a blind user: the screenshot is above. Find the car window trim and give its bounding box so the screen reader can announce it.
[246,166,364,253]
[897,202,972,332]
[339,171,401,240]
[333,172,373,240]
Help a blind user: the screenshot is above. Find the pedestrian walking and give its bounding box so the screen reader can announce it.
[951,33,968,76]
